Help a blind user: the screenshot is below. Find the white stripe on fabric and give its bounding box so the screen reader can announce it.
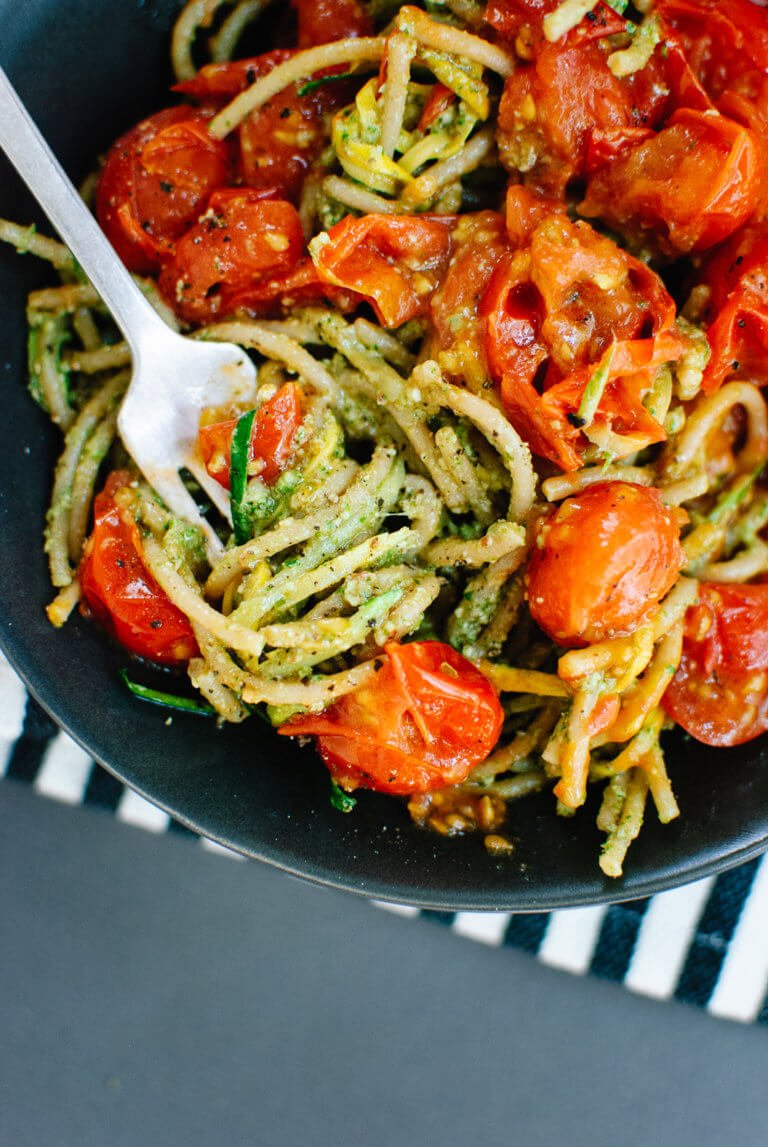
[200,836,246,860]
[708,856,768,1022]
[624,876,714,999]
[452,912,511,945]
[34,732,93,805]
[0,658,26,774]
[117,788,171,834]
[0,738,15,778]
[538,905,608,974]
[371,900,421,918]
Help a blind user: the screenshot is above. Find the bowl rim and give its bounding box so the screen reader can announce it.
[5,632,767,912]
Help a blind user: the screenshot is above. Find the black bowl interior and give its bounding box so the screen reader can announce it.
[1,0,768,911]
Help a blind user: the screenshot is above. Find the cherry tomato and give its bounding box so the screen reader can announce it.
[504,184,565,247]
[418,83,456,133]
[279,642,504,795]
[495,4,676,196]
[312,214,455,328]
[176,51,347,200]
[696,223,768,392]
[658,0,768,131]
[663,583,768,747]
[486,0,622,52]
[235,256,362,316]
[527,483,684,647]
[581,108,763,255]
[96,106,232,274]
[428,211,509,385]
[198,383,304,490]
[157,189,304,324]
[292,0,373,47]
[479,214,684,469]
[79,472,198,665]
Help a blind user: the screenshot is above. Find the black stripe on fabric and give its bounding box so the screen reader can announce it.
[5,696,59,784]
[589,897,651,983]
[82,763,125,812]
[168,817,199,839]
[421,910,456,928]
[675,859,761,1009]
[503,912,550,954]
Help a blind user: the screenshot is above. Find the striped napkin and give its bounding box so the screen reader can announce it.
[2,652,767,1025]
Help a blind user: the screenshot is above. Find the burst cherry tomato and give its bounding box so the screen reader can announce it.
[279,642,504,795]
[663,583,768,747]
[198,383,304,490]
[176,51,347,200]
[157,189,304,324]
[494,3,679,196]
[696,223,768,392]
[96,106,232,274]
[581,108,763,255]
[657,0,768,129]
[428,211,509,386]
[79,472,198,665]
[292,0,373,46]
[311,214,455,328]
[480,214,684,469]
[527,483,684,647]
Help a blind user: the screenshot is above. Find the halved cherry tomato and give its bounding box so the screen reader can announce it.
[96,106,232,274]
[292,0,373,47]
[176,51,347,200]
[311,214,455,328]
[428,211,509,386]
[157,189,304,324]
[663,583,768,747]
[527,482,684,647]
[581,108,764,255]
[79,472,198,665]
[279,642,504,795]
[697,223,768,391]
[480,214,684,469]
[198,383,304,490]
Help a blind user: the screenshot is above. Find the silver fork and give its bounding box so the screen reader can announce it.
[0,66,257,558]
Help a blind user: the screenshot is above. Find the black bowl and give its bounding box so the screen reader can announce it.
[2,0,767,911]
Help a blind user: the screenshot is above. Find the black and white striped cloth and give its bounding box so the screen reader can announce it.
[2,654,767,1025]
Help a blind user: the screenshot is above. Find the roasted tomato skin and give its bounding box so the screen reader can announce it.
[279,642,504,795]
[198,383,304,489]
[479,213,684,470]
[663,583,768,747]
[311,214,455,328]
[581,108,763,255]
[176,51,347,201]
[527,482,684,647]
[696,222,768,392]
[96,106,232,274]
[79,472,198,665]
[428,211,510,389]
[157,189,305,324]
[292,0,372,46]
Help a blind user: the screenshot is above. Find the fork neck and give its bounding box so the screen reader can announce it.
[0,65,173,354]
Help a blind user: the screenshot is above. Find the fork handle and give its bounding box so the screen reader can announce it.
[0,66,171,355]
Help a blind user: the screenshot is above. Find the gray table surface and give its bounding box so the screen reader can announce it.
[2,780,767,1147]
